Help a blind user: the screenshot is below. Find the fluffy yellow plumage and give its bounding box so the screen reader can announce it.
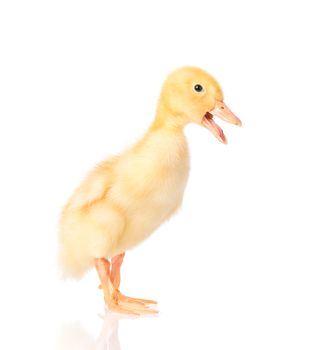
[58,66,241,314]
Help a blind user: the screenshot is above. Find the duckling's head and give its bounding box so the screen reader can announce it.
[156,66,241,143]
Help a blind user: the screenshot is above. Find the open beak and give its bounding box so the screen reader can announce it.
[202,101,242,144]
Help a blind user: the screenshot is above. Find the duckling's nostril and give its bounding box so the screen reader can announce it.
[220,106,225,110]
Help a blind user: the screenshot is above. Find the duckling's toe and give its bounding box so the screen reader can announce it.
[118,301,158,315]
[107,298,158,316]
[109,291,158,315]
[117,292,157,306]
[106,302,140,316]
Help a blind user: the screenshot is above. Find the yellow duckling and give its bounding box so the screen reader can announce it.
[59,66,241,315]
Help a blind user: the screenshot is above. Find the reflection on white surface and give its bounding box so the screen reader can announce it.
[58,310,154,350]
[96,311,128,350]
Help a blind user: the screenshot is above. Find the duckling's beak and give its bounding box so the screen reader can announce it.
[202,101,242,144]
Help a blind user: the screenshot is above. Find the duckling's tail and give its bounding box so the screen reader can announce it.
[58,243,92,280]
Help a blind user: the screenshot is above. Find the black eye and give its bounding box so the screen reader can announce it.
[194,84,204,92]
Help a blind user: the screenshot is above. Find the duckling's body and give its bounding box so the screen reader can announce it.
[59,66,241,315]
[59,126,189,277]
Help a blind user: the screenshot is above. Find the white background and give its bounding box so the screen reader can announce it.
[0,0,310,349]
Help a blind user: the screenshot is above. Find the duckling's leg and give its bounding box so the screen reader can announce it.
[95,258,157,315]
[110,253,157,306]
[95,258,137,315]
[110,253,125,291]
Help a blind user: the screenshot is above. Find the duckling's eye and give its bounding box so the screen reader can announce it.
[194,84,204,93]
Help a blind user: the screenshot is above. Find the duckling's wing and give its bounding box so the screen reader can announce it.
[66,157,118,210]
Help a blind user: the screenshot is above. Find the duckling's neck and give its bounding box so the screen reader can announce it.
[133,103,188,160]
[149,102,187,134]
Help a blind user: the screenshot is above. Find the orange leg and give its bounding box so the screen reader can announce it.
[95,258,113,305]
[110,253,125,290]
[95,257,157,315]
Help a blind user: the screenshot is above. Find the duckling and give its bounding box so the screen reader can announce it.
[59,66,241,315]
